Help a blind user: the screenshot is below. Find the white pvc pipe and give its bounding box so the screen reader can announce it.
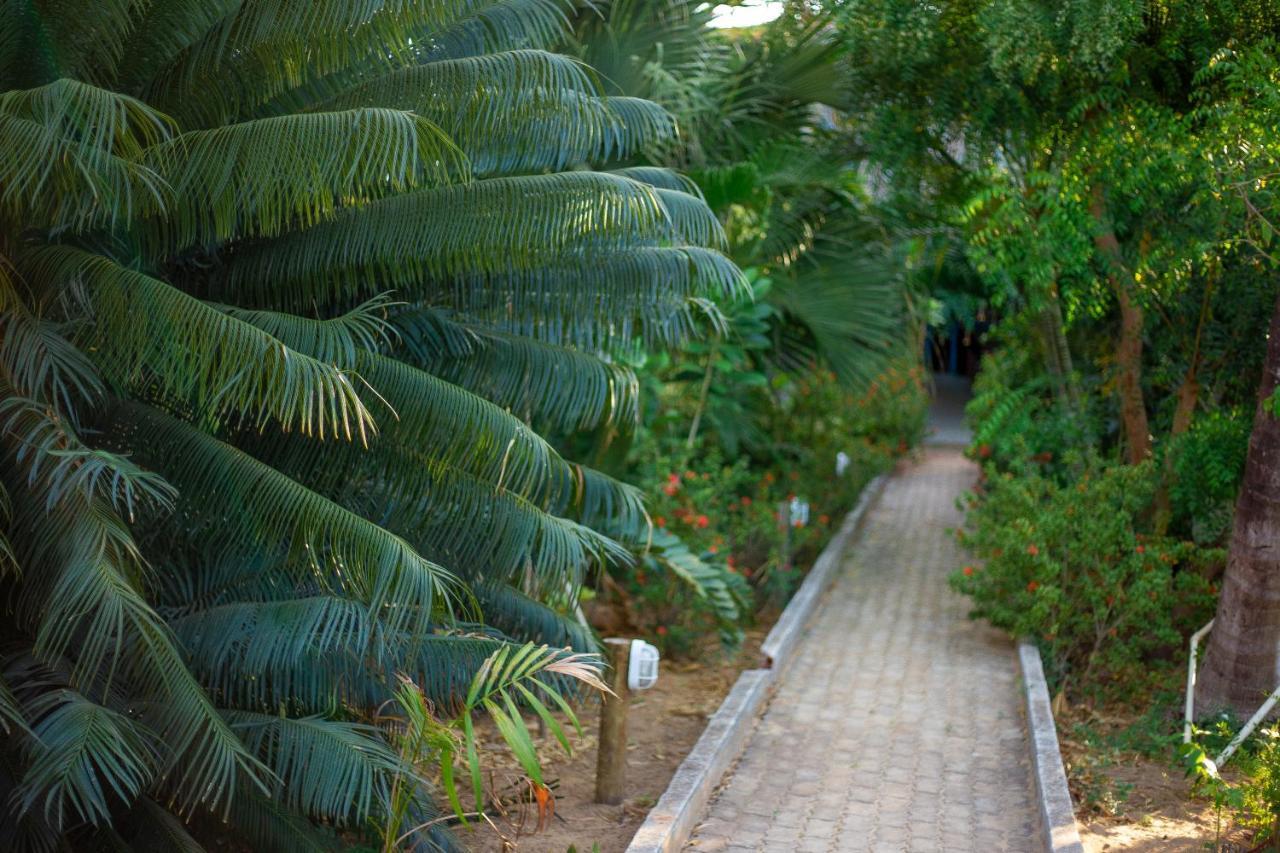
[1184,620,1214,744]
[1217,682,1280,768]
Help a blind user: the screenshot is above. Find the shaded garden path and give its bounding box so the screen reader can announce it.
[685,390,1038,852]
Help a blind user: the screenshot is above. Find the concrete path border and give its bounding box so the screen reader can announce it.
[625,473,888,853]
[1018,640,1085,853]
[760,473,888,672]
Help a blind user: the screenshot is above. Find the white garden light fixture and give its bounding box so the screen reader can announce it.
[628,639,661,691]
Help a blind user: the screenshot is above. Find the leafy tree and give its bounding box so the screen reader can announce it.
[0,1,738,848]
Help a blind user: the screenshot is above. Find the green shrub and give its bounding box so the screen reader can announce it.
[1169,408,1252,544]
[951,459,1219,694]
[965,344,1102,483]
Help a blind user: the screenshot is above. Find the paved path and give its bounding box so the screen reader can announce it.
[685,444,1038,851]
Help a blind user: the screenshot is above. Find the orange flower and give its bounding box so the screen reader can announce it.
[662,483,678,496]
[962,566,975,576]
[741,496,752,506]
[708,545,718,554]
[819,514,830,525]
[977,444,992,458]
[655,516,666,528]
[695,514,709,529]
[1026,581,1040,593]
[684,470,697,481]
[1135,545,1145,554]
[1026,544,1040,557]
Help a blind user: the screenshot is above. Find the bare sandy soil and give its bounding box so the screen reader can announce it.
[455,631,766,853]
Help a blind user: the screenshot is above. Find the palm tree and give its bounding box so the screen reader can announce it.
[570,1,906,387]
[0,1,738,849]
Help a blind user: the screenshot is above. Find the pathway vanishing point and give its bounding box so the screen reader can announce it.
[684,382,1039,852]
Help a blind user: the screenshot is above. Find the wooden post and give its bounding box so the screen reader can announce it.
[594,638,631,804]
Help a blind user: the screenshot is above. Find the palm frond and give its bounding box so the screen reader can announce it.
[169,596,375,713]
[428,246,742,349]
[219,295,397,366]
[6,486,266,815]
[213,171,673,307]
[0,79,171,230]
[101,401,458,636]
[0,294,103,416]
[139,109,465,253]
[1,390,176,518]
[24,246,377,443]
[771,257,904,386]
[224,711,407,825]
[12,687,156,830]
[472,583,597,653]
[611,166,705,198]
[391,309,639,433]
[114,0,242,95]
[222,789,344,853]
[423,0,575,61]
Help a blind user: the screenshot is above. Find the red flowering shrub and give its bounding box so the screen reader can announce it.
[950,458,1219,695]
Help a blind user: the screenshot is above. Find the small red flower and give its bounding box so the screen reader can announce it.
[656,626,668,636]
[819,514,831,525]
[962,566,975,577]
[708,545,718,554]
[655,516,666,528]
[977,444,992,459]
[662,483,678,496]
[667,473,680,484]
[1026,544,1040,557]
[1135,545,1145,554]
[684,470,697,481]
[1026,581,1040,593]
[741,496,752,506]
[695,514,709,529]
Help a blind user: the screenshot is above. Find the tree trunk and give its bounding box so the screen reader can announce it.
[1196,288,1280,717]
[1090,185,1150,463]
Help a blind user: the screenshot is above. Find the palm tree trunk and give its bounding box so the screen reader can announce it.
[1196,287,1280,717]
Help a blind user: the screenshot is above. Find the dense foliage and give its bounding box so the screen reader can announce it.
[0,2,753,849]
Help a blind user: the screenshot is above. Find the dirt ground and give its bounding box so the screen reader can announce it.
[1073,755,1248,852]
[455,630,767,853]
[1058,701,1253,853]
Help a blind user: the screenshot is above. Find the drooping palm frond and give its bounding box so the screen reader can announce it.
[12,684,157,830]
[212,171,677,307]
[101,402,458,637]
[26,247,377,443]
[0,79,171,230]
[1,0,738,846]
[392,308,641,432]
[225,712,408,826]
[138,109,465,252]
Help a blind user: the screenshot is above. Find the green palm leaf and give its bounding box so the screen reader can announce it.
[13,686,156,829]
[224,711,409,825]
[24,246,377,443]
[213,171,673,306]
[139,109,465,252]
[102,401,458,636]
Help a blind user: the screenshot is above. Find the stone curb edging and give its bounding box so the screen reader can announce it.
[625,669,771,853]
[624,473,889,853]
[760,472,889,672]
[1018,639,1085,853]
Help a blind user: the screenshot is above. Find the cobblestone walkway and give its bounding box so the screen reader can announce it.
[685,448,1038,852]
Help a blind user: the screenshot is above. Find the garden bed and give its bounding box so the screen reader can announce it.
[462,630,768,852]
[1058,694,1252,852]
